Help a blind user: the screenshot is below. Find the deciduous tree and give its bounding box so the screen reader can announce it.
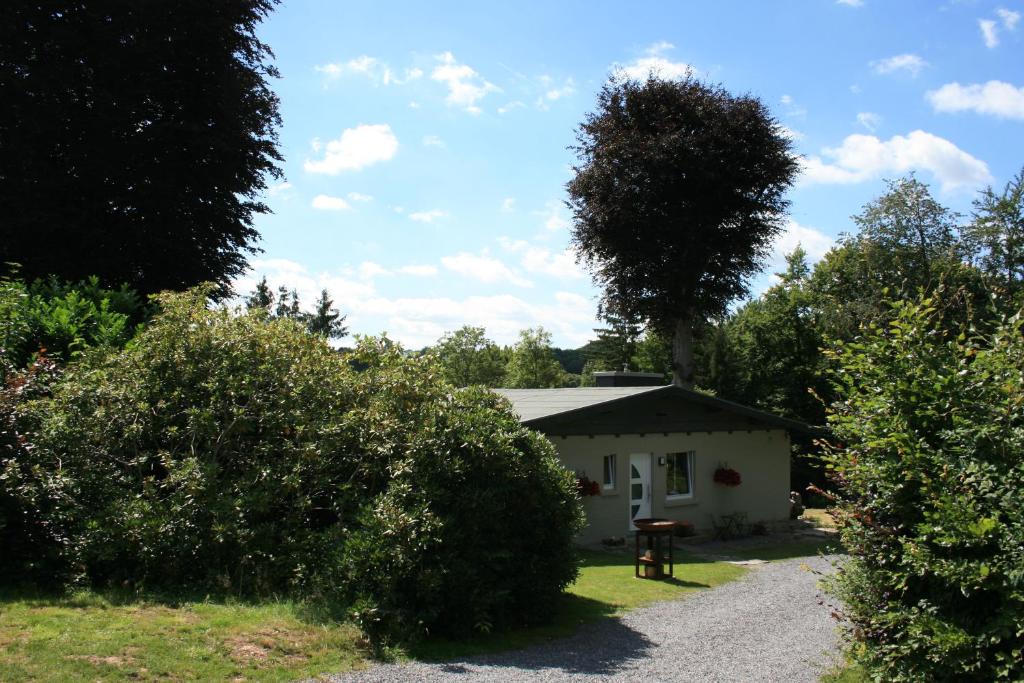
[567,74,797,387]
[0,1,283,295]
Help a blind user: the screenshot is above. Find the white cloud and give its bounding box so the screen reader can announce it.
[771,220,834,265]
[800,130,992,192]
[535,77,576,110]
[347,192,373,202]
[980,18,1000,48]
[777,125,805,141]
[780,94,807,119]
[871,53,928,77]
[927,80,1024,119]
[441,251,532,288]
[422,134,445,147]
[304,124,399,174]
[357,261,390,279]
[408,101,421,109]
[409,209,447,223]
[311,194,351,211]
[431,52,500,114]
[498,100,526,114]
[235,260,597,349]
[837,0,864,6]
[501,197,516,212]
[378,291,596,348]
[499,237,585,279]
[315,56,422,86]
[619,42,692,81]
[234,259,376,319]
[396,264,439,277]
[267,181,293,197]
[998,7,1021,30]
[856,111,881,132]
[538,202,570,232]
[620,56,692,81]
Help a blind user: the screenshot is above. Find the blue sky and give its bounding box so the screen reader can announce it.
[240,0,1024,348]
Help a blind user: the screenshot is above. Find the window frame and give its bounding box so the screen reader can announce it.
[602,453,617,491]
[665,450,695,500]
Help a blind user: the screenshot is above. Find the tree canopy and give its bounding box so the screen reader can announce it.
[567,74,798,387]
[0,1,283,296]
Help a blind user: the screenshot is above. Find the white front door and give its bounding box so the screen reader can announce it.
[629,453,652,530]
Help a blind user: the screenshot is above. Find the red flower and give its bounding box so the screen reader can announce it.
[713,467,742,487]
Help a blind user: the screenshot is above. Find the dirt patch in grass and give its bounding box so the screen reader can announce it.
[66,653,138,668]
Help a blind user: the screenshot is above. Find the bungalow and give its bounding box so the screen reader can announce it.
[496,372,809,544]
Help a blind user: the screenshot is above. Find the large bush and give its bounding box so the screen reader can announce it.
[0,274,148,369]
[4,288,582,642]
[824,295,1024,681]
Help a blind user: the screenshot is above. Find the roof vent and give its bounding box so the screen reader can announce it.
[593,371,666,387]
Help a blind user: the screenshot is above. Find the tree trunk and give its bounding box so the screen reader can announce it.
[671,317,695,389]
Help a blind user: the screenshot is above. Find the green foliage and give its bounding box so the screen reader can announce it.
[717,249,826,424]
[0,2,283,295]
[584,313,641,373]
[965,166,1024,293]
[823,293,1024,682]
[245,279,348,340]
[4,289,582,647]
[341,385,583,645]
[504,327,568,388]
[0,275,147,368]
[0,354,63,583]
[430,326,506,387]
[567,73,798,385]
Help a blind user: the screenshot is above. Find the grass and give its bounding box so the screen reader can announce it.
[718,536,844,563]
[407,548,748,661]
[0,541,820,679]
[0,590,366,682]
[821,662,868,682]
[801,507,838,529]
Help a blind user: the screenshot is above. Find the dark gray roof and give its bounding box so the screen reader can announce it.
[494,387,661,422]
[494,385,813,434]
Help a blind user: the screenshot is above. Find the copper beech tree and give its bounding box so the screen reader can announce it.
[567,74,798,387]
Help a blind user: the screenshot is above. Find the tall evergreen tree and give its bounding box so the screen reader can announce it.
[0,2,283,295]
[307,289,348,340]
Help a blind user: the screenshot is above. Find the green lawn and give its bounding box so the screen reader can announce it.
[0,548,760,680]
[408,548,748,660]
[801,507,837,529]
[0,591,366,682]
[821,663,868,682]
[717,536,843,563]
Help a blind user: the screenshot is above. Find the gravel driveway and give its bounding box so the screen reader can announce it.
[322,554,843,683]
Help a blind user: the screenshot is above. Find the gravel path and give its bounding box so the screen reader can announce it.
[323,555,844,683]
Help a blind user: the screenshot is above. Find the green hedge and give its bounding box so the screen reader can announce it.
[824,296,1024,681]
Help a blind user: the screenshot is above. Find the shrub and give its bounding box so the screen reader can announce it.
[338,374,583,645]
[0,274,148,368]
[6,288,583,644]
[0,353,63,583]
[823,295,1024,682]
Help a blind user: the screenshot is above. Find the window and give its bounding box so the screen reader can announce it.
[666,451,695,499]
[602,454,617,489]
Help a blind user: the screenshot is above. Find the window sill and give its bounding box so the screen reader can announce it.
[664,496,698,508]
[599,487,619,497]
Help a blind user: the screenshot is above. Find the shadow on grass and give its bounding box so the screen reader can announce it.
[713,537,845,563]
[408,593,656,676]
[578,547,716,568]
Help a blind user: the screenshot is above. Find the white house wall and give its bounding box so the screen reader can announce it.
[551,430,791,545]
